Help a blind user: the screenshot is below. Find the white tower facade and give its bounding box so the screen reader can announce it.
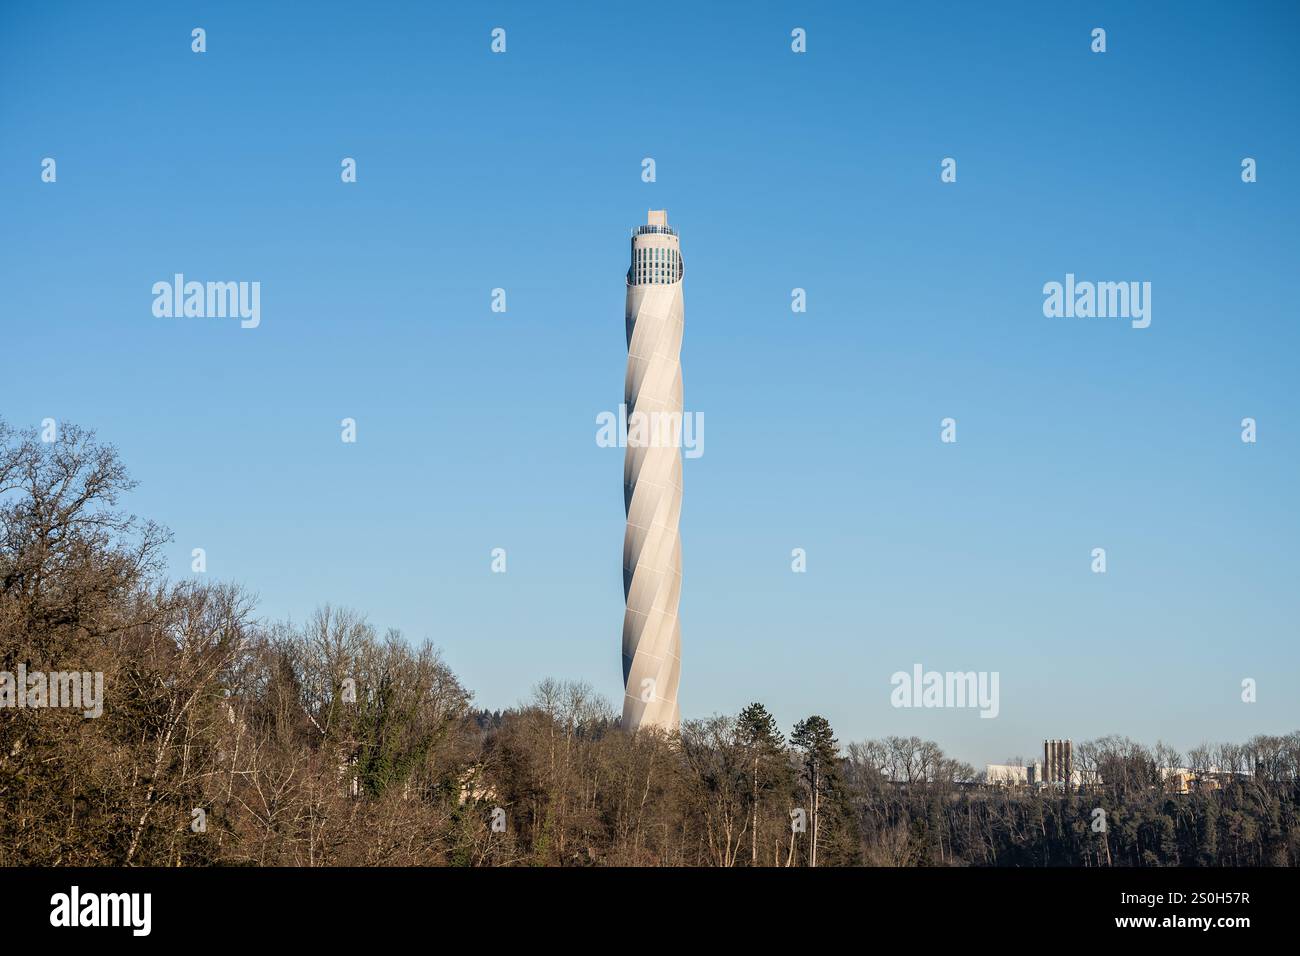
[622,210,684,731]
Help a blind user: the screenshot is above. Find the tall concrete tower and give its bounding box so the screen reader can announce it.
[622,210,684,731]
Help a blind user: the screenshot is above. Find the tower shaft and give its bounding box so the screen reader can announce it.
[622,210,684,731]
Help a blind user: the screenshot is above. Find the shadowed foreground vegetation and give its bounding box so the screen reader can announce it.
[2,421,1298,866]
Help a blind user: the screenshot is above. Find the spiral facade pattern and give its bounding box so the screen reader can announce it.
[622,210,684,732]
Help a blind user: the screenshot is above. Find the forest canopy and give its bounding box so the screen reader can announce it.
[2,419,1298,867]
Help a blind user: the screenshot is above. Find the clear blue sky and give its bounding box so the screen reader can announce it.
[2,1,1297,768]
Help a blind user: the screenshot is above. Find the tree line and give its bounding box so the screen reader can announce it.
[2,420,1298,866]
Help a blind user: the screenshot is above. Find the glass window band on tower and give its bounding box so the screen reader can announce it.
[627,220,684,286]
